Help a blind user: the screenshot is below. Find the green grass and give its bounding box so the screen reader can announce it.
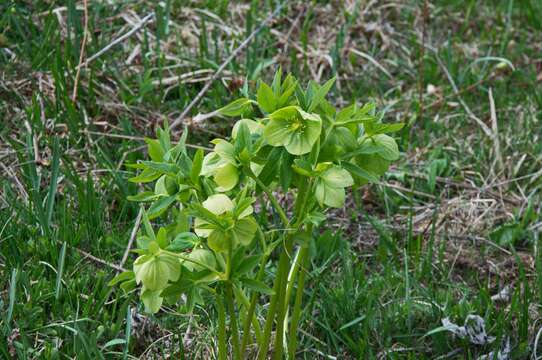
[1,0,541,358]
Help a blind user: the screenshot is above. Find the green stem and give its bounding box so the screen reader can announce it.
[226,283,242,360]
[216,293,227,360]
[240,251,270,356]
[245,166,290,228]
[258,236,293,360]
[272,237,294,360]
[287,243,310,359]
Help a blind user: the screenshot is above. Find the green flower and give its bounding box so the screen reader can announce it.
[133,250,181,291]
[201,140,239,192]
[314,164,354,208]
[194,194,257,252]
[263,106,322,155]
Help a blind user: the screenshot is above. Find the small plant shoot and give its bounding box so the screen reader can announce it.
[110,69,404,359]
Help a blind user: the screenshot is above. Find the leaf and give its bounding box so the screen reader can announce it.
[127,191,160,202]
[257,82,277,113]
[167,232,199,251]
[147,195,176,219]
[234,255,261,276]
[103,338,127,349]
[241,278,274,295]
[129,168,161,183]
[218,98,254,117]
[202,194,235,215]
[257,147,282,187]
[308,76,336,112]
[342,162,379,183]
[141,161,180,176]
[145,138,164,162]
[190,149,204,184]
[108,271,135,287]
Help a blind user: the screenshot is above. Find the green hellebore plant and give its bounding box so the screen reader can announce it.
[110,69,405,360]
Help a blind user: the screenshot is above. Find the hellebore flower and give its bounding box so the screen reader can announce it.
[263,106,322,155]
[314,164,354,208]
[194,194,257,252]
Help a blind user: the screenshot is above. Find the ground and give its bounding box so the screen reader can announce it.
[1,0,541,359]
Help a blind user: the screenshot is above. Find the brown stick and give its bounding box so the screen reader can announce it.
[72,0,89,102]
[170,1,288,131]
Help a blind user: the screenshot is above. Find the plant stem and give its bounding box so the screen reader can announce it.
[216,292,228,360]
[241,251,271,355]
[258,236,293,360]
[226,283,242,360]
[272,237,294,360]
[244,166,290,228]
[287,243,310,359]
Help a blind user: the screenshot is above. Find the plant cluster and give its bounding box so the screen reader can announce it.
[110,70,404,359]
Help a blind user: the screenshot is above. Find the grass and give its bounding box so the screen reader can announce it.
[1,0,541,358]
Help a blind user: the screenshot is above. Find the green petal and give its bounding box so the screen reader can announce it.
[194,218,213,237]
[202,194,234,215]
[373,134,400,161]
[201,152,222,176]
[184,249,216,271]
[321,166,354,188]
[141,288,163,313]
[263,117,291,146]
[214,163,239,192]
[315,180,346,208]
[212,139,236,164]
[208,229,229,253]
[284,110,322,155]
[232,217,258,247]
[134,253,181,291]
[232,119,263,138]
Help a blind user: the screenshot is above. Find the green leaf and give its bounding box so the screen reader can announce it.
[190,149,204,184]
[156,227,169,249]
[308,76,335,112]
[257,147,282,187]
[257,82,277,113]
[218,98,254,117]
[147,195,176,219]
[127,191,160,202]
[234,255,261,276]
[145,138,164,162]
[167,232,199,251]
[108,271,135,287]
[129,168,161,183]
[141,161,180,176]
[241,278,274,295]
[342,161,379,183]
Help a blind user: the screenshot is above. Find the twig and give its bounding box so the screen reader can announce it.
[170,1,288,130]
[76,12,155,70]
[488,88,503,170]
[349,48,392,79]
[72,0,89,101]
[72,245,126,272]
[435,54,493,137]
[119,207,143,270]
